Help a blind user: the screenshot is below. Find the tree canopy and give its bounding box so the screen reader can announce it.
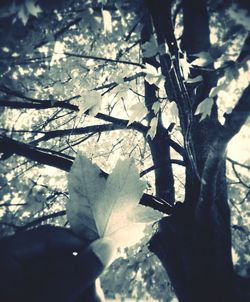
[0,0,249,301]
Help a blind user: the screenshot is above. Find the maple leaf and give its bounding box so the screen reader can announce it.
[191,51,213,67]
[67,155,106,241]
[185,75,203,84]
[127,102,148,126]
[147,116,158,140]
[25,0,42,17]
[144,63,165,90]
[17,6,29,25]
[195,97,214,121]
[141,36,159,58]
[152,101,160,115]
[209,83,227,98]
[78,90,102,116]
[67,155,162,249]
[164,101,179,126]
[102,10,112,33]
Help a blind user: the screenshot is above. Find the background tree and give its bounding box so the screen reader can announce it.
[0,0,249,301]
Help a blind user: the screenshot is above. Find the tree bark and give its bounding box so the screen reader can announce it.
[145,1,250,301]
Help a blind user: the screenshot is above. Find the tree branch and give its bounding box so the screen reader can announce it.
[0,135,73,172]
[140,159,185,177]
[0,99,148,134]
[31,123,146,144]
[17,210,67,231]
[63,52,144,68]
[0,134,174,215]
[0,85,79,104]
[94,72,145,91]
[0,210,67,231]
[227,157,250,169]
[0,99,78,110]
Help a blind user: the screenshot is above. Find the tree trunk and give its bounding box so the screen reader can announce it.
[149,162,236,301]
[143,1,250,301]
[149,115,250,302]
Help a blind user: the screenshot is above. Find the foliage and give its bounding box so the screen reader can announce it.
[67,154,162,248]
[0,0,249,300]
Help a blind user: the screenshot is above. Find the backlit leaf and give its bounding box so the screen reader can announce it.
[102,10,112,33]
[191,51,213,67]
[185,75,203,84]
[67,155,106,241]
[78,90,102,116]
[17,6,28,25]
[209,83,227,98]
[67,155,162,249]
[147,117,158,140]
[127,102,148,126]
[25,0,42,17]
[141,36,159,58]
[195,97,214,121]
[144,63,165,89]
[152,101,160,115]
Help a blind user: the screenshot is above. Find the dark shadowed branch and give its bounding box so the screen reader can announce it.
[0,135,73,172]
[0,100,148,134]
[63,52,144,68]
[30,123,146,144]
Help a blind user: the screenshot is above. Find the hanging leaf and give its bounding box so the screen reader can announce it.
[144,63,165,89]
[209,83,227,98]
[67,155,162,249]
[67,155,106,241]
[164,101,179,125]
[127,102,148,126]
[152,101,160,115]
[195,97,214,121]
[17,6,29,25]
[185,75,203,84]
[78,90,102,116]
[180,52,191,80]
[141,36,159,58]
[102,10,112,33]
[191,51,213,67]
[25,0,42,17]
[147,116,158,140]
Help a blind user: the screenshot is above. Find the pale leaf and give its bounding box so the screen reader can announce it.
[209,83,227,98]
[18,6,28,25]
[164,101,179,125]
[195,97,214,121]
[147,117,158,140]
[102,10,112,33]
[130,204,163,223]
[191,51,213,67]
[67,155,161,249]
[141,36,158,58]
[127,102,148,126]
[67,154,106,241]
[25,0,42,17]
[144,63,158,76]
[98,158,146,239]
[185,75,203,84]
[144,63,165,89]
[152,101,160,115]
[78,91,102,116]
[180,52,191,80]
